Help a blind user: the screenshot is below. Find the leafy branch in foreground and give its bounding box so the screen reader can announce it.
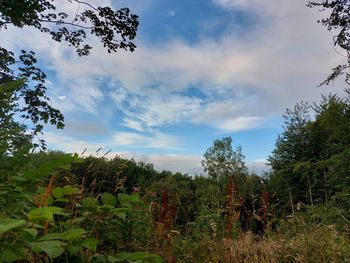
[308,0,350,85]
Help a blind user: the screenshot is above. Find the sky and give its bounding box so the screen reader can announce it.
[2,0,347,174]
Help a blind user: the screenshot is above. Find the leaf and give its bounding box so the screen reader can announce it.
[112,207,130,220]
[38,232,63,241]
[22,228,38,237]
[0,218,26,236]
[62,228,86,241]
[97,205,115,213]
[0,249,19,262]
[101,192,116,206]
[17,228,38,242]
[67,240,83,255]
[53,197,69,203]
[47,195,54,205]
[82,238,98,252]
[82,197,99,209]
[116,252,163,263]
[52,187,63,198]
[29,240,64,258]
[127,252,163,263]
[118,194,142,208]
[63,185,79,195]
[23,155,73,180]
[28,206,65,224]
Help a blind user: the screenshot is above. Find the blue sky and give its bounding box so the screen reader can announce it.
[2,0,346,174]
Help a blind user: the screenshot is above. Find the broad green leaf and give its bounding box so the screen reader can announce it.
[62,228,86,241]
[92,254,108,262]
[107,255,118,262]
[116,252,163,263]
[118,194,142,208]
[38,232,63,241]
[23,155,73,180]
[82,238,98,252]
[63,185,79,195]
[0,249,18,262]
[53,197,69,203]
[28,206,65,224]
[129,252,163,263]
[112,208,130,220]
[82,197,99,209]
[17,228,38,242]
[22,228,38,237]
[52,187,63,198]
[0,243,25,262]
[0,218,26,236]
[67,240,83,255]
[29,240,64,258]
[101,192,116,206]
[97,204,115,213]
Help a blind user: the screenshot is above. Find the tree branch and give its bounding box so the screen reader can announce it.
[38,19,92,30]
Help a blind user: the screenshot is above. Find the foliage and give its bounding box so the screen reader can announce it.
[201,137,247,199]
[0,0,139,152]
[268,93,350,217]
[0,152,163,262]
[0,0,139,55]
[308,0,350,85]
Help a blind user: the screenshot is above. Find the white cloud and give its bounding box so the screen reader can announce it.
[2,0,347,138]
[217,116,263,131]
[122,118,146,132]
[42,131,202,174]
[247,158,270,174]
[113,131,181,149]
[39,0,343,130]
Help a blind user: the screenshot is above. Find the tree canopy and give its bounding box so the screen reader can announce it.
[268,91,350,213]
[0,0,139,154]
[308,0,350,85]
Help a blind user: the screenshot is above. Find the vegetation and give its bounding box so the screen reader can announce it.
[1,0,350,262]
[1,93,350,262]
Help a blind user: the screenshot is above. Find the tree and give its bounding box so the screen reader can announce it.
[0,1,139,153]
[268,93,350,214]
[268,102,313,211]
[308,0,350,85]
[0,0,139,55]
[202,137,247,182]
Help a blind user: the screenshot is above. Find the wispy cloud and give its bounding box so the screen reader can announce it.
[113,131,181,149]
[3,0,347,166]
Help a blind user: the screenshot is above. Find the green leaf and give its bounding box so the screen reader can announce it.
[17,228,38,242]
[0,244,25,262]
[82,238,98,252]
[116,252,163,263]
[63,185,79,195]
[97,204,115,213]
[47,195,54,205]
[29,240,64,258]
[82,197,99,209]
[53,197,69,203]
[118,194,142,208]
[62,228,86,241]
[52,187,63,198]
[22,228,38,237]
[101,192,116,206]
[28,206,65,224]
[0,249,19,262]
[67,240,83,255]
[112,208,130,220]
[0,218,26,236]
[23,155,73,180]
[38,232,63,241]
